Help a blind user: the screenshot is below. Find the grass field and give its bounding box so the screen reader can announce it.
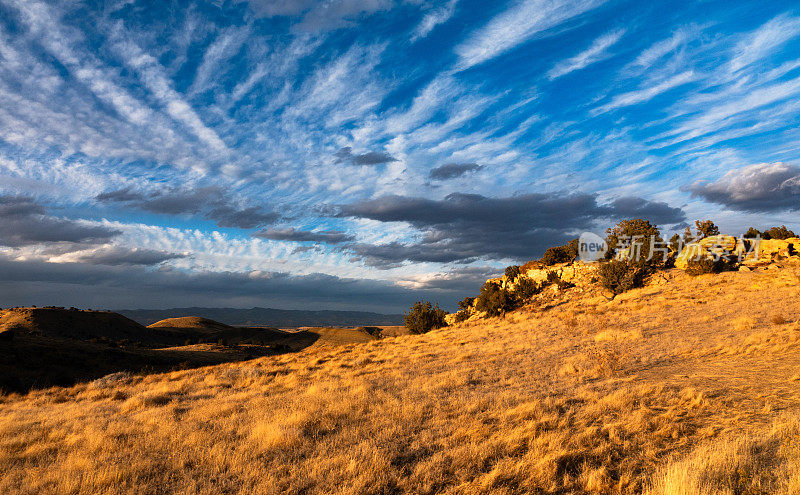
[1,263,799,493]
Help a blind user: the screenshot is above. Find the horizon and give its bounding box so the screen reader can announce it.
[1,0,799,312]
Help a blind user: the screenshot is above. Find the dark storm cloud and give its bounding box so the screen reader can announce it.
[96,187,279,228]
[0,253,461,312]
[428,162,484,180]
[335,146,398,165]
[95,188,144,202]
[0,195,120,247]
[254,227,354,244]
[71,247,188,266]
[207,206,281,229]
[686,162,800,213]
[406,266,502,292]
[609,196,687,225]
[334,192,686,264]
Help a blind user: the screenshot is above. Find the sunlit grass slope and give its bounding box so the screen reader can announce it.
[1,262,799,494]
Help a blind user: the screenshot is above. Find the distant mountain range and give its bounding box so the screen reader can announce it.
[117,307,404,328]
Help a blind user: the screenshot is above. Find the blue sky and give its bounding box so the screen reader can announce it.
[0,0,799,311]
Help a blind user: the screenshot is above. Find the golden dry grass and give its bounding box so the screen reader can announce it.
[1,262,799,494]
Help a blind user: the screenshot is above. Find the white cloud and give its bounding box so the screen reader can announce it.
[654,74,800,146]
[729,14,800,73]
[188,25,250,96]
[411,0,458,42]
[243,0,395,32]
[108,24,230,156]
[629,27,693,70]
[454,0,606,70]
[547,28,624,79]
[593,70,696,114]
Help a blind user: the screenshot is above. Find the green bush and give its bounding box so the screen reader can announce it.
[694,219,720,239]
[597,260,648,295]
[515,277,542,299]
[541,239,579,266]
[743,227,762,239]
[765,226,796,240]
[746,225,797,240]
[403,301,448,334]
[606,219,664,266]
[685,257,732,276]
[505,265,521,279]
[474,282,517,316]
[457,297,475,311]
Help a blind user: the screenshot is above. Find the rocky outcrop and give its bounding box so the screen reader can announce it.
[674,235,799,269]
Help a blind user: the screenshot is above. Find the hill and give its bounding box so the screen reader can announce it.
[148,316,234,333]
[2,261,799,492]
[0,309,401,393]
[118,307,403,327]
[0,307,151,342]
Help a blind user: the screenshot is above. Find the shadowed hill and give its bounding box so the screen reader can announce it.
[0,309,402,394]
[118,307,403,327]
[0,308,152,342]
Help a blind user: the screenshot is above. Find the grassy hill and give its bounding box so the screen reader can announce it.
[1,262,799,493]
[118,307,404,327]
[0,310,393,394]
[0,307,151,342]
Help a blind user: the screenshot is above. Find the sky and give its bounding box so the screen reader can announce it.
[0,0,799,312]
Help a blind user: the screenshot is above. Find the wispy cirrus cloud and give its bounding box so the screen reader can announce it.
[411,0,458,41]
[548,29,625,79]
[454,0,607,70]
[593,70,697,114]
[729,14,800,73]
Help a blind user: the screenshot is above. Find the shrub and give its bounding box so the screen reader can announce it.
[474,282,517,316]
[766,225,796,240]
[403,301,447,334]
[682,226,695,245]
[515,277,542,299]
[744,226,796,240]
[540,239,578,266]
[743,227,763,239]
[457,297,475,311]
[685,257,732,276]
[453,310,470,323]
[597,260,648,295]
[694,219,720,239]
[505,265,521,280]
[606,219,664,266]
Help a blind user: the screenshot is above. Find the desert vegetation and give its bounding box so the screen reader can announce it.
[403,301,447,334]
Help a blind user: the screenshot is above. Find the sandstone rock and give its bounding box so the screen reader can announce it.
[674,235,744,270]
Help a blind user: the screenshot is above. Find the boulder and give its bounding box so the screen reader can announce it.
[675,235,749,270]
[742,237,799,267]
[518,262,598,288]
